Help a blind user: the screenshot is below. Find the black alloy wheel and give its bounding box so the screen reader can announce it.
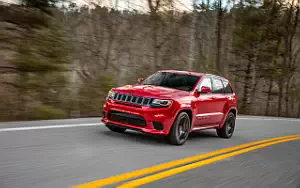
[167,112,191,145]
[216,112,236,138]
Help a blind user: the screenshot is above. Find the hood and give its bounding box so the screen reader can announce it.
[112,84,190,99]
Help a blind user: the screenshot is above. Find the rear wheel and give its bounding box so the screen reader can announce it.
[167,112,191,145]
[106,125,126,133]
[216,112,235,138]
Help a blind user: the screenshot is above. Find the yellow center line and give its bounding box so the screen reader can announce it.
[117,136,300,188]
[72,134,300,188]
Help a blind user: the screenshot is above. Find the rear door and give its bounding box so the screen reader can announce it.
[210,77,227,124]
[222,79,236,110]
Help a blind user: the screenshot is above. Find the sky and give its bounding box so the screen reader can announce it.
[76,0,194,11]
[2,0,298,10]
[3,0,16,4]
[1,0,195,11]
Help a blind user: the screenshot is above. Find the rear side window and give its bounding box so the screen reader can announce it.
[222,80,233,94]
[212,78,224,94]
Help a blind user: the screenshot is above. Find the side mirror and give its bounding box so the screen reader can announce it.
[198,86,212,94]
[137,78,144,83]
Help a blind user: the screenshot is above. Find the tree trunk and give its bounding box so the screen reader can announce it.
[285,77,291,117]
[149,11,160,73]
[188,6,197,71]
[297,103,300,118]
[17,73,28,120]
[250,63,257,113]
[153,24,159,72]
[147,0,161,73]
[241,60,251,114]
[278,80,284,117]
[216,0,223,75]
[290,93,295,117]
[265,78,273,116]
[103,34,113,71]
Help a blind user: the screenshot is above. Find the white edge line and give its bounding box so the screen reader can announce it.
[0,123,102,132]
[0,117,299,133]
[237,117,300,121]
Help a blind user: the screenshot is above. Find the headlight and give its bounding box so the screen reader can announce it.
[106,90,115,99]
[151,99,172,107]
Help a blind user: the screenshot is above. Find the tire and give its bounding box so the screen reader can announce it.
[106,125,126,133]
[167,112,191,145]
[216,112,236,138]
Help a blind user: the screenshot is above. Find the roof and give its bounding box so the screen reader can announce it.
[159,70,229,81]
[205,73,229,81]
[159,70,205,77]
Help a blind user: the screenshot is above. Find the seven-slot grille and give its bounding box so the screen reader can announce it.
[112,92,153,106]
[107,111,146,127]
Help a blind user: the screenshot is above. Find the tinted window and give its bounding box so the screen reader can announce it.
[198,77,212,91]
[142,72,200,91]
[222,80,233,94]
[212,78,224,93]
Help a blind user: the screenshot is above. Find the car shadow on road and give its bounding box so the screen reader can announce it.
[188,130,218,140]
[101,130,167,145]
[100,129,218,146]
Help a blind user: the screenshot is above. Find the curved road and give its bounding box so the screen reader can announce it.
[0,116,299,188]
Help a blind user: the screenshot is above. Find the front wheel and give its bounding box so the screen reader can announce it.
[167,112,191,145]
[216,112,236,138]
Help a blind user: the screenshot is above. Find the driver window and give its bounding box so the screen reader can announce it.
[198,77,212,90]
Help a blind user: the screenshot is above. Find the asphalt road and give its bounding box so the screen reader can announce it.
[0,116,300,188]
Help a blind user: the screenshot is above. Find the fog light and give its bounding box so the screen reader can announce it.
[151,121,163,130]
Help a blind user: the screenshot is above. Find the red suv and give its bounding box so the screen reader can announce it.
[102,70,237,145]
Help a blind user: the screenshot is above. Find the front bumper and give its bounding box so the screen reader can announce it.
[102,99,178,135]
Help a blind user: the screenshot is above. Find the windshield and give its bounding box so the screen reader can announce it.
[141,72,200,91]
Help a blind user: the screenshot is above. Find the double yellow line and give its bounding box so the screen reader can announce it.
[73,134,300,188]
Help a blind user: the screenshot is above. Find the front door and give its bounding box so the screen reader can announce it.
[194,77,216,127]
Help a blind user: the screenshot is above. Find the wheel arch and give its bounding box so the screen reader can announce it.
[168,108,193,134]
[179,109,193,124]
[219,107,237,128]
[229,108,237,117]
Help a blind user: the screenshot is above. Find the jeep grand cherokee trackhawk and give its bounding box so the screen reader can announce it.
[102,70,238,145]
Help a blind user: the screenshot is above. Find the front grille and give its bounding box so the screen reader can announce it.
[112,92,153,106]
[108,111,146,127]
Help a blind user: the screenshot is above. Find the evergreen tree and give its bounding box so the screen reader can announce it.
[1,0,70,119]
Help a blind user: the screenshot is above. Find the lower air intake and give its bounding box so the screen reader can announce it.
[108,111,146,127]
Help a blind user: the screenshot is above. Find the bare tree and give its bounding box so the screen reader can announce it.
[215,0,223,75]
